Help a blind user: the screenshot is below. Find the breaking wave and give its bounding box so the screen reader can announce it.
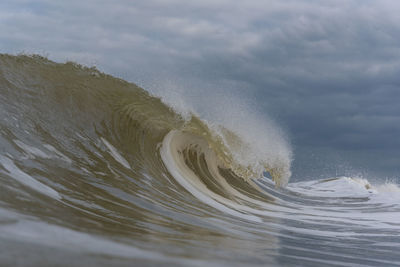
[1,54,399,267]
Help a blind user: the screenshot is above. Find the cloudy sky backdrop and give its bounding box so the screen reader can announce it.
[1,0,400,181]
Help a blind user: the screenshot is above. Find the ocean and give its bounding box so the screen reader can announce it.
[1,54,399,266]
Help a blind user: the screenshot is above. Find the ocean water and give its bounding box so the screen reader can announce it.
[1,54,399,266]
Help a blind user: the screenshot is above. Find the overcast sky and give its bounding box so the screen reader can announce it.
[1,0,400,181]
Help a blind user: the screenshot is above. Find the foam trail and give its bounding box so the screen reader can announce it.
[0,156,61,200]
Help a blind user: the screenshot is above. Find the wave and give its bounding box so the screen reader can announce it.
[0,53,291,191]
[1,54,400,267]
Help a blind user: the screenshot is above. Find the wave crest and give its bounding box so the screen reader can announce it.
[0,53,291,197]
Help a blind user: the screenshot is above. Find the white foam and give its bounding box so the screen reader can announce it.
[43,144,72,163]
[371,182,400,203]
[375,182,400,193]
[101,137,131,169]
[0,156,61,200]
[289,177,374,198]
[14,140,50,159]
[290,177,400,204]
